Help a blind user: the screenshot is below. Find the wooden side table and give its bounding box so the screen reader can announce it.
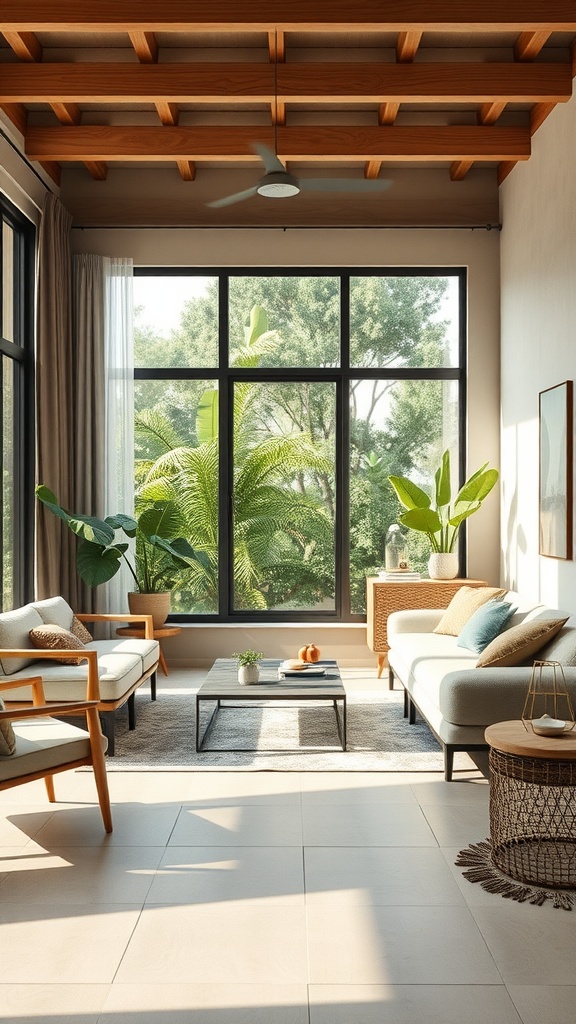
[366,576,489,678]
[485,720,576,889]
[116,625,182,677]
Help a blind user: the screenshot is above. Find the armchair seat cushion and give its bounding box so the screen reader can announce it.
[0,716,107,783]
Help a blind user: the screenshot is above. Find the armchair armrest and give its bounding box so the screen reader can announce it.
[387,609,445,636]
[0,648,101,702]
[76,612,155,640]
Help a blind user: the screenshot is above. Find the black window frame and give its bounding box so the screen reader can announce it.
[134,266,467,623]
[0,193,35,610]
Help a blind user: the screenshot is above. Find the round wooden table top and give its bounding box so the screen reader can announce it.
[485,720,576,760]
[116,625,182,640]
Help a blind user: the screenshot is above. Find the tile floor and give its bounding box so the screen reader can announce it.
[0,668,575,1023]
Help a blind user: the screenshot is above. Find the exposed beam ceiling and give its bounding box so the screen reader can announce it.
[0,3,574,202]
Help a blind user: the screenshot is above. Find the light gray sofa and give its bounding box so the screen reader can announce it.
[0,597,160,755]
[387,591,576,780]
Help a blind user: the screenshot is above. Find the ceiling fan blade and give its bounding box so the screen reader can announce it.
[206,186,259,208]
[252,142,286,174]
[298,177,391,193]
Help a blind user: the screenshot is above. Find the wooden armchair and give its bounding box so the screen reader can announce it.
[0,675,112,833]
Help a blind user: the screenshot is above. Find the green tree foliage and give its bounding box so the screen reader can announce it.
[133,275,455,613]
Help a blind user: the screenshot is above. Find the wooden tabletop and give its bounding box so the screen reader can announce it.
[116,625,182,640]
[485,720,576,760]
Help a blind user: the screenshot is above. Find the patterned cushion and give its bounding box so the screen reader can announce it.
[433,586,508,637]
[476,618,569,668]
[28,625,87,665]
[0,697,16,757]
[71,616,93,643]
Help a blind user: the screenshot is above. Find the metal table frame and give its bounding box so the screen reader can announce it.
[195,658,347,753]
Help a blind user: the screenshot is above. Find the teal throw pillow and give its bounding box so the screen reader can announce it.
[457,599,517,654]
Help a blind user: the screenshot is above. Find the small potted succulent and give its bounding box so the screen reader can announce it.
[233,649,264,685]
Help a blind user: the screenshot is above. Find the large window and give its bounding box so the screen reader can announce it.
[0,196,34,610]
[134,268,465,620]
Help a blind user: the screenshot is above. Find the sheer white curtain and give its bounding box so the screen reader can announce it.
[103,257,134,612]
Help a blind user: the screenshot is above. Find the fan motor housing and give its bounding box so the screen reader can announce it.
[257,171,300,198]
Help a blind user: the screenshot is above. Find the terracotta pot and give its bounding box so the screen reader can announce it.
[428,553,459,580]
[128,591,171,630]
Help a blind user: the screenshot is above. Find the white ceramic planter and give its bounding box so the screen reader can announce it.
[238,664,260,685]
[428,552,459,580]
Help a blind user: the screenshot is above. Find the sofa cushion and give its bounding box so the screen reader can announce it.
[538,626,576,665]
[476,617,569,668]
[456,599,517,654]
[0,716,107,782]
[32,596,75,631]
[433,586,507,636]
[71,617,93,643]
[29,624,86,665]
[0,697,16,756]
[93,638,159,675]
[0,605,44,674]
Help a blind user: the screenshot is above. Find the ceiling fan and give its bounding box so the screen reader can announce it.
[207,143,391,208]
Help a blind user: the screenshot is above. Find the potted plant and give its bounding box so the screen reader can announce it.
[387,450,499,579]
[36,485,201,627]
[233,649,265,685]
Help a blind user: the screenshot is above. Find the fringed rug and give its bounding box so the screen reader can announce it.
[99,687,477,772]
[456,840,576,911]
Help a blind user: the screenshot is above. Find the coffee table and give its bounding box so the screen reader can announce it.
[196,658,347,752]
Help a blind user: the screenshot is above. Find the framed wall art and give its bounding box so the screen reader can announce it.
[539,380,573,559]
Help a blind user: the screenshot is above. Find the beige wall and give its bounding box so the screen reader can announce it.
[71,226,501,663]
[500,91,576,613]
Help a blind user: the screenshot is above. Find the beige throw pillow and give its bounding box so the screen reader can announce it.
[28,624,87,665]
[0,697,16,757]
[433,586,508,637]
[476,617,569,668]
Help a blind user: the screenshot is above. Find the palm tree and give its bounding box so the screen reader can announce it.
[134,306,334,612]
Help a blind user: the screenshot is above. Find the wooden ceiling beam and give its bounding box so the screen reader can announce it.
[450,159,473,179]
[84,160,107,180]
[364,159,382,178]
[515,30,551,60]
[0,102,28,136]
[38,160,61,185]
[129,30,158,62]
[51,101,81,124]
[156,101,179,125]
[478,100,507,124]
[2,30,42,61]
[530,101,557,133]
[1,61,571,104]
[268,29,285,62]
[379,102,400,125]
[497,160,517,183]
[24,124,531,162]
[397,30,422,62]
[2,2,575,32]
[177,159,197,180]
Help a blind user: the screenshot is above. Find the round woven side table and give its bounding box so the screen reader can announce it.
[485,721,576,889]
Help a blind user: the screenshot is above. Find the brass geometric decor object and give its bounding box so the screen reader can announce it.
[521,659,576,733]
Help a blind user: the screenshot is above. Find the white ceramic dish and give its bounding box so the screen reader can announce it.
[532,714,567,736]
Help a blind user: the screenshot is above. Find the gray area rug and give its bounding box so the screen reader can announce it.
[102,686,475,772]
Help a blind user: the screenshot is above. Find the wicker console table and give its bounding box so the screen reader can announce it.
[366,576,489,678]
[484,721,576,890]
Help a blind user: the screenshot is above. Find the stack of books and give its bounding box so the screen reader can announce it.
[377,569,422,581]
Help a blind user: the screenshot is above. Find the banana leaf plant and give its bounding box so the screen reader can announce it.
[387,450,498,553]
[36,484,202,592]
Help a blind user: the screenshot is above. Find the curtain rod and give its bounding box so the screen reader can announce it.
[72,223,502,231]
